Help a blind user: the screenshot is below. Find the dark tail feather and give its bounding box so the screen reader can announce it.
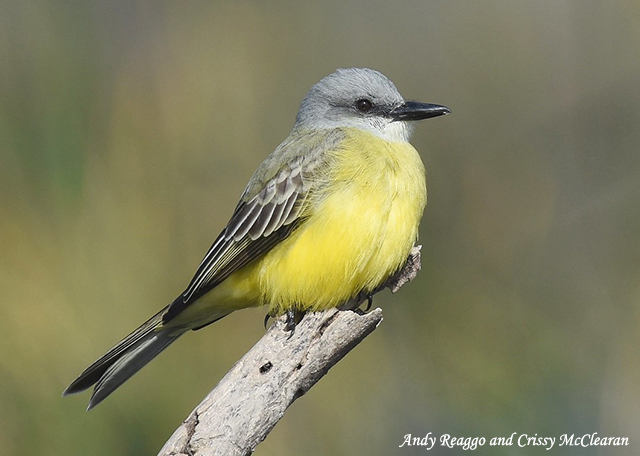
[86,331,179,409]
[63,306,183,410]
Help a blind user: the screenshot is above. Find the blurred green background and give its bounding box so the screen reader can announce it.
[1,1,639,455]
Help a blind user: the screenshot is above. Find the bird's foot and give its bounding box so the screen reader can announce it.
[264,312,273,329]
[284,309,305,338]
[364,294,373,312]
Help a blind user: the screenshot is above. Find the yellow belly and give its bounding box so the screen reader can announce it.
[170,129,426,327]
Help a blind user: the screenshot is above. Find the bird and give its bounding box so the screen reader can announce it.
[63,68,450,410]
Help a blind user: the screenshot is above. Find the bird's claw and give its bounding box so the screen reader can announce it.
[284,309,305,339]
[364,294,373,312]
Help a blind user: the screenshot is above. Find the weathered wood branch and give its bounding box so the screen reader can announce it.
[158,246,422,456]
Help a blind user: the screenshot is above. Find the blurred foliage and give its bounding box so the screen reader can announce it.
[1,1,639,455]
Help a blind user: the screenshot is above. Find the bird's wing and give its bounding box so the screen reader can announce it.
[162,130,340,323]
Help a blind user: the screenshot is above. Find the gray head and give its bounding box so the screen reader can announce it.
[294,68,449,143]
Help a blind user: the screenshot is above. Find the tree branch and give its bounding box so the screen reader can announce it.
[158,246,421,456]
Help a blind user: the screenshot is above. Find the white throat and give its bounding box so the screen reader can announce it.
[365,120,412,143]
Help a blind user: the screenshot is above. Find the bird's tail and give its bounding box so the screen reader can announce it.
[63,306,183,410]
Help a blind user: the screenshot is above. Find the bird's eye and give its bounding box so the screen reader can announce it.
[355,98,374,113]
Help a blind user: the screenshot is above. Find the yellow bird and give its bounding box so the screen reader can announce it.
[64,68,450,409]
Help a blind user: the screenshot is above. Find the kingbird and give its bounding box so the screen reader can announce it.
[64,68,450,409]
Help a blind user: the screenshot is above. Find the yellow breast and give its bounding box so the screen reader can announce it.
[256,128,427,313]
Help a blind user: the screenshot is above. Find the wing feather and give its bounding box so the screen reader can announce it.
[163,169,307,321]
[249,201,276,240]
[162,129,343,324]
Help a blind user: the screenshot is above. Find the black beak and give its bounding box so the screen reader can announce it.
[390,101,451,121]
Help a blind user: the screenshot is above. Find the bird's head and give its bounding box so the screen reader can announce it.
[294,68,450,143]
